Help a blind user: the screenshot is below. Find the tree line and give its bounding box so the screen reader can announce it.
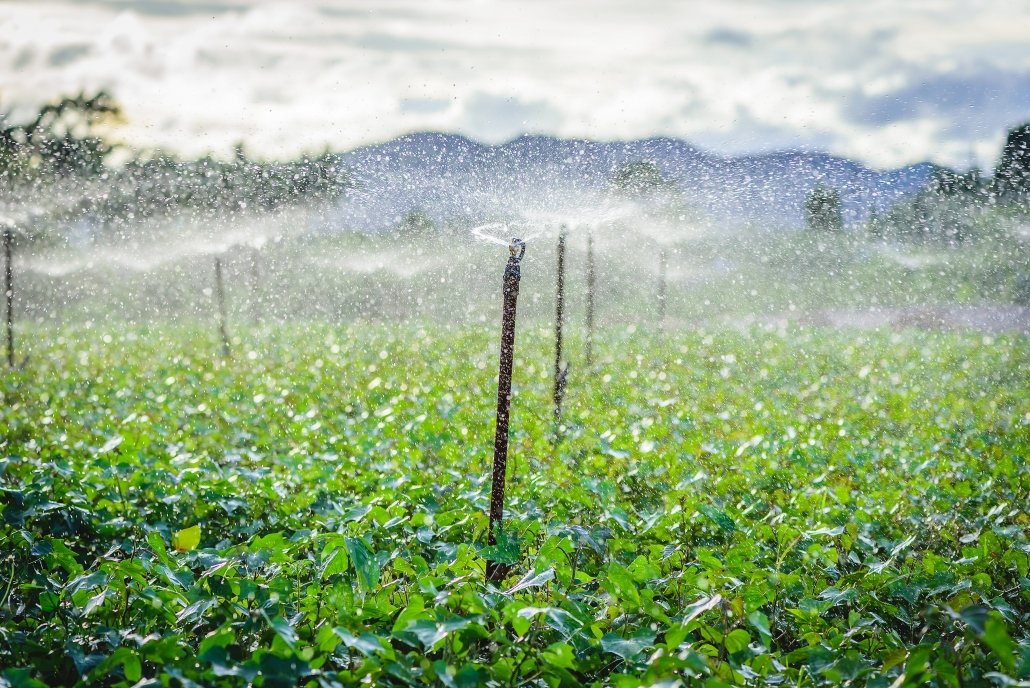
[805,122,1030,240]
[4,91,1028,246]
[1,92,349,242]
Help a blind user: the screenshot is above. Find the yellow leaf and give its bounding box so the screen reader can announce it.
[173,525,201,552]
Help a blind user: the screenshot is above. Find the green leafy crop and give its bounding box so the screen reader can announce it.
[1,324,1027,686]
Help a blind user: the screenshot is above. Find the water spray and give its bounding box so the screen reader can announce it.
[3,224,13,368]
[553,226,568,427]
[486,237,526,582]
[213,256,231,358]
[585,231,596,367]
[658,248,668,327]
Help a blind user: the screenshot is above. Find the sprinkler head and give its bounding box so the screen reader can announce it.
[509,238,526,260]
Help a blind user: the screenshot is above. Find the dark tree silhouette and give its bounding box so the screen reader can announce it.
[1,92,352,246]
[395,210,435,236]
[804,185,843,232]
[0,91,121,177]
[995,122,1030,203]
[874,162,992,244]
[1015,272,1030,307]
[608,160,672,197]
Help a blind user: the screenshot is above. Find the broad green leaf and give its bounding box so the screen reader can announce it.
[108,648,141,683]
[981,616,1016,673]
[601,631,656,661]
[725,628,751,653]
[266,616,298,648]
[319,547,349,580]
[481,526,521,567]
[39,592,61,613]
[333,628,386,656]
[343,504,372,523]
[699,505,736,533]
[683,594,723,626]
[345,536,380,591]
[542,642,576,670]
[404,617,472,650]
[82,589,107,616]
[146,531,171,565]
[516,606,583,639]
[748,610,772,647]
[66,571,108,594]
[177,597,217,623]
[97,435,123,454]
[173,525,201,552]
[505,568,555,595]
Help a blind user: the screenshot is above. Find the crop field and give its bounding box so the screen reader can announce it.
[2,323,1028,686]
[6,4,1030,688]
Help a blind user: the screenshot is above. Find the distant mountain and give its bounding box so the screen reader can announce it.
[330,133,938,230]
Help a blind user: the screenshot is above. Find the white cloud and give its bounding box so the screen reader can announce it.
[2,0,1028,168]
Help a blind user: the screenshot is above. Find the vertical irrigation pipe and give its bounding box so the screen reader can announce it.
[552,226,568,426]
[3,225,13,368]
[658,248,668,327]
[213,256,231,358]
[250,247,262,325]
[487,238,525,583]
[585,231,596,367]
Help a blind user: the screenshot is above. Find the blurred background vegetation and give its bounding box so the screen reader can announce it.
[1,92,1028,330]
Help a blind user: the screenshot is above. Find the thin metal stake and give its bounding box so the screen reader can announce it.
[658,247,668,327]
[250,247,262,325]
[487,238,525,582]
[585,232,595,367]
[213,256,231,358]
[553,227,568,426]
[4,228,13,368]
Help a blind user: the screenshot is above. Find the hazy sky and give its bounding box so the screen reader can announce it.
[3,0,1029,168]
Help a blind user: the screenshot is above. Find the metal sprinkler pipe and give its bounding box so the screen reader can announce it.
[213,256,231,358]
[553,227,568,426]
[658,247,668,327]
[585,231,595,367]
[4,226,13,368]
[250,247,262,325]
[487,237,525,582]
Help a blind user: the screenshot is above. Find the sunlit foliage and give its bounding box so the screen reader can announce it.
[1,325,1027,685]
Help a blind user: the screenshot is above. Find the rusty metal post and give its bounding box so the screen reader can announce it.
[658,247,668,328]
[213,256,230,358]
[552,227,568,426]
[487,238,525,582]
[4,227,13,368]
[585,231,595,367]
